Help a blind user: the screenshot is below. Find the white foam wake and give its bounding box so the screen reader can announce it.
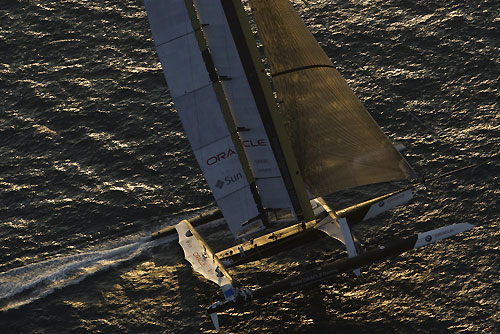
[0,234,176,311]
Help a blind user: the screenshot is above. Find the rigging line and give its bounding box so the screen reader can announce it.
[420,163,479,184]
[191,133,230,151]
[167,202,218,218]
[154,24,210,48]
[216,184,257,202]
[172,82,213,100]
[404,108,435,133]
[272,64,336,77]
[384,163,480,196]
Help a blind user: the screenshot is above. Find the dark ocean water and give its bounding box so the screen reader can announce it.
[0,0,499,333]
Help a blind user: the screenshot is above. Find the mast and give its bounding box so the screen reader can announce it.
[219,0,315,222]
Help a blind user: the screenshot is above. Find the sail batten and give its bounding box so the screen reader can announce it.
[272,64,337,77]
[249,0,414,196]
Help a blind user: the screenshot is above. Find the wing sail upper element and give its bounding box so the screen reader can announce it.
[145,0,260,236]
[193,0,293,211]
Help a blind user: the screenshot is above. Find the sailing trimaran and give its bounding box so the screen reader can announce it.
[143,0,473,329]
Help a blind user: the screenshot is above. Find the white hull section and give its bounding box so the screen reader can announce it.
[363,188,415,220]
[176,220,235,299]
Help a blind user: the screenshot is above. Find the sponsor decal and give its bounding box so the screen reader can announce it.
[214,172,243,190]
[378,200,385,207]
[435,228,454,238]
[205,139,268,166]
[386,192,407,203]
[242,138,267,148]
[257,168,273,173]
[425,235,432,242]
[225,172,243,185]
[193,252,207,267]
[206,148,236,166]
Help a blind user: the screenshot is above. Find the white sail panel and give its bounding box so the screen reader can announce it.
[155,34,210,99]
[174,86,229,151]
[194,136,251,200]
[216,187,260,236]
[253,177,291,209]
[145,0,259,235]
[145,0,193,46]
[193,0,293,210]
[191,137,259,234]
